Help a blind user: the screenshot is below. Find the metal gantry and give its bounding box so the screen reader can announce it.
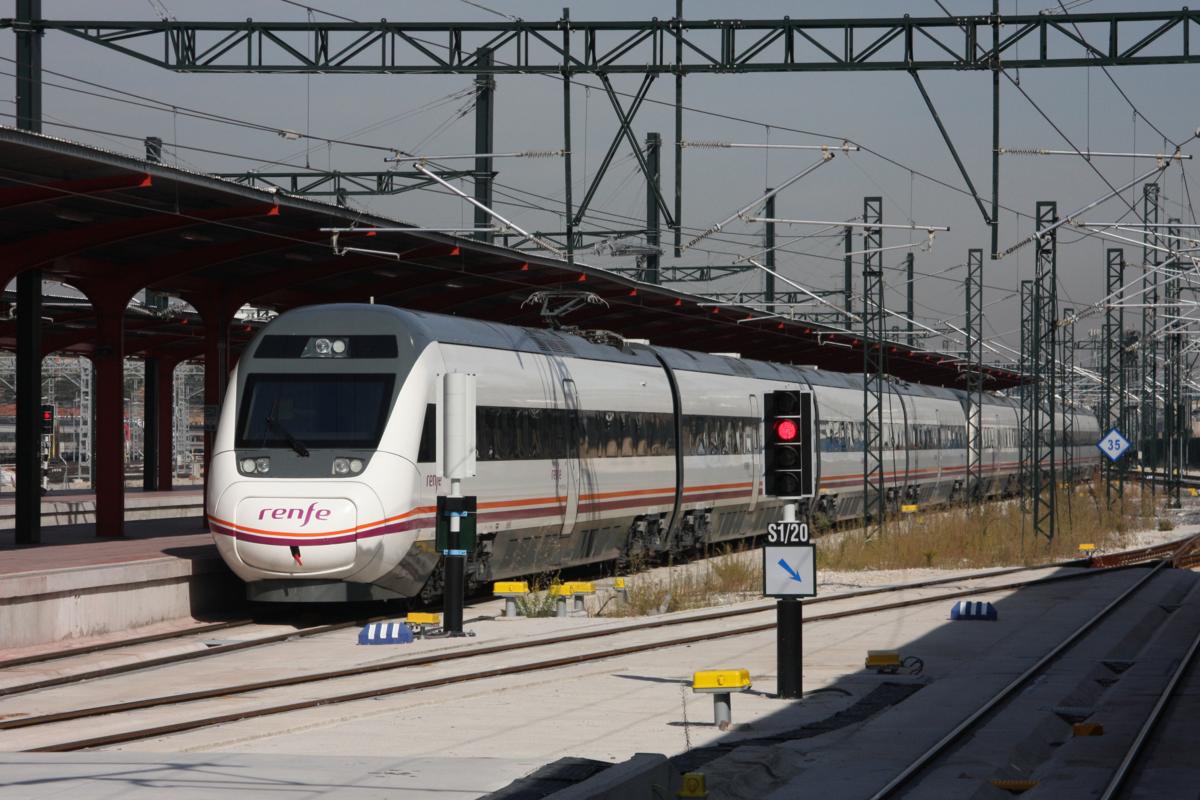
[1032,201,1059,543]
[30,13,1200,73]
[17,11,1200,261]
[965,248,984,504]
[1103,248,1126,509]
[861,197,885,537]
[214,169,478,200]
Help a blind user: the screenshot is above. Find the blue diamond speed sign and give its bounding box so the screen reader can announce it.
[1097,428,1131,463]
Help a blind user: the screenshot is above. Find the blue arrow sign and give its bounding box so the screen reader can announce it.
[777,558,804,582]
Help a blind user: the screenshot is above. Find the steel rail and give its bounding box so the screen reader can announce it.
[0,618,251,670]
[0,556,1085,702]
[1100,623,1200,799]
[0,534,1090,700]
[0,613,396,698]
[867,536,1200,799]
[14,563,1155,750]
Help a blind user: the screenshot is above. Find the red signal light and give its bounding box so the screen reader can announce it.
[774,419,799,442]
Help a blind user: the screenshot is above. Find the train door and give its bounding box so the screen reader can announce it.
[748,394,760,512]
[897,390,912,494]
[561,378,581,537]
[885,389,900,502]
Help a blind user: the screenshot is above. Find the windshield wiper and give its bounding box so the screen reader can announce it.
[266,415,310,458]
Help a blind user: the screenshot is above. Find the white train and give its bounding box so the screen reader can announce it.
[206,304,1101,602]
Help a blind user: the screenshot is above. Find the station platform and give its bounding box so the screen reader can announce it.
[0,487,204,532]
[0,492,239,652]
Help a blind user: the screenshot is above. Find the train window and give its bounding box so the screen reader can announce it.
[619,413,634,457]
[237,373,395,450]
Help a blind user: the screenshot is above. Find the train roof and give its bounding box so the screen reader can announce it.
[271,304,1002,399]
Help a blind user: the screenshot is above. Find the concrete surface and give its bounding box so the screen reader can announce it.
[0,752,542,799]
[0,512,234,650]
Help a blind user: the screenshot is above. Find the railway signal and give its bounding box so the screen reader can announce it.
[763,390,814,498]
[762,389,817,700]
[39,404,54,435]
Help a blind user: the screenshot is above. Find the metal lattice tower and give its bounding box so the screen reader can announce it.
[965,248,984,504]
[1032,201,1058,543]
[1104,248,1125,509]
[763,191,775,312]
[862,197,885,537]
[1141,183,1160,491]
[1061,308,1075,479]
[906,252,916,347]
[78,357,93,486]
[1019,279,1034,503]
[843,226,854,328]
[1165,217,1183,508]
[643,131,662,284]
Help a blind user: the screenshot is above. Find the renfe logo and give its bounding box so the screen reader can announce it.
[258,502,332,527]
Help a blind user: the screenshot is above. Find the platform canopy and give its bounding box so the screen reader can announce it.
[0,126,1020,389]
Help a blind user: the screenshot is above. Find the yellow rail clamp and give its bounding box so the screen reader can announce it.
[692,669,752,692]
[1078,543,1096,553]
[1190,487,1198,497]
[901,503,919,513]
[1073,722,1104,736]
[564,581,595,595]
[677,772,707,798]
[613,577,626,590]
[549,584,573,597]
[493,581,529,595]
[990,779,1038,793]
[865,650,902,673]
[405,612,441,626]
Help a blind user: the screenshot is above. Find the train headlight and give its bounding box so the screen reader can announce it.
[332,457,351,475]
[331,338,347,355]
[314,337,332,355]
[254,457,271,474]
[349,458,364,474]
[240,457,257,473]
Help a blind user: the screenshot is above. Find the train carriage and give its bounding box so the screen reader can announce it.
[207,303,1099,602]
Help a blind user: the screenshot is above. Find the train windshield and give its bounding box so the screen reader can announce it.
[236,373,396,450]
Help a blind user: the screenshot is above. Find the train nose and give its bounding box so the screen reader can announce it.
[233,496,359,573]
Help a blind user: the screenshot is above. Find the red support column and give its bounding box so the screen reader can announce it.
[156,357,177,493]
[91,298,127,538]
[191,297,236,518]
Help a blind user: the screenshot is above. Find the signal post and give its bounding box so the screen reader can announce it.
[762,390,817,699]
[438,373,477,636]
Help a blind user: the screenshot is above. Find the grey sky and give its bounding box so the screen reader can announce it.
[3,2,1197,367]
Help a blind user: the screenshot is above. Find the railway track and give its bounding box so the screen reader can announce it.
[1098,603,1200,799]
[1,548,1185,754]
[868,532,1200,799]
[8,524,1184,701]
[0,551,1120,702]
[0,612,408,698]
